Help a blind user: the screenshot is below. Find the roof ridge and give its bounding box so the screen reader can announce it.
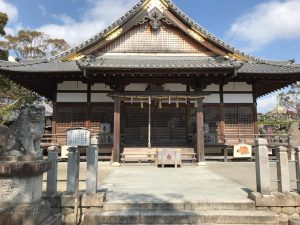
[49,0,294,64]
[0,59,49,68]
[50,0,146,61]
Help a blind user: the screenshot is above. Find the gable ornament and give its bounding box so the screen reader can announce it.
[138,7,174,30]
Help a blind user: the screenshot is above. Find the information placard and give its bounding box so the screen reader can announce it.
[233,144,252,158]
[66,128,91,147]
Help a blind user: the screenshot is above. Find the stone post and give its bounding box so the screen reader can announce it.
[46,146,59,195]
[277,146,290,193]
[255,138,271,195]
[295,147,300,193]
[67,147,80,194]
[86,146,98,195]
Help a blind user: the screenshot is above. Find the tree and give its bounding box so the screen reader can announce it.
[279,83,300,120]
[0,16,70,124]
[0,12,8,60]
[0,30,69,59]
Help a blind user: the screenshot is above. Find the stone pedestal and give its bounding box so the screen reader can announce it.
[0,159,61,225]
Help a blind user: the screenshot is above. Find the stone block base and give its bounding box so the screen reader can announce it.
[61,192,106,208]
[41,214,62,225]
[0,200,51,225]
[249,192,300,225]
[290,217,300,225]
[111,162,121,167]
[0,160,50,205]
[249,192,300,207]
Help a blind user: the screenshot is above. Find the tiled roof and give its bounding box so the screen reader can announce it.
[1,56,300,75]
[50,0,264,62]
[78,56,240,70]
[238,62,300,74]
[0,60,80,72]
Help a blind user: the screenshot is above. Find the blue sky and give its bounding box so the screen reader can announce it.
[1,0,300,112]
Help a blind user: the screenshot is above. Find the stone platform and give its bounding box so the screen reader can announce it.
[100,166,254,204]
[84,166,279,225]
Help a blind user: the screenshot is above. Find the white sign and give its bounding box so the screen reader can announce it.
[100,123,111,133]
[233,144,252,158]
[157,148,181,165]
[66,128,91,147]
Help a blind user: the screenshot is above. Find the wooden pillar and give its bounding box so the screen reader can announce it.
[86,83,92,129]
[219,84,225,143]
[186,85,191,141]
[252,83,258,134]
[196,98,205,163]
[112,97,121,163]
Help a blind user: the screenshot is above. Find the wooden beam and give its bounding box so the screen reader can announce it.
[112,97,121,163]
[196,98,205,163]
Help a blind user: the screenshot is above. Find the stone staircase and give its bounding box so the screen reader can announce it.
[83,201,279,225]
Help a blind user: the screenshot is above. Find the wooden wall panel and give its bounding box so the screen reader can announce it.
[99,23,214,54]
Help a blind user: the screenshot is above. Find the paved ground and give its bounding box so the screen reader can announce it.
[43,161,297,194]
[101,166,254,204]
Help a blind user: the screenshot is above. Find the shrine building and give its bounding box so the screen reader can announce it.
[1,0,300,163]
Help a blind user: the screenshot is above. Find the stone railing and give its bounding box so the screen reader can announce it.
[251,138,300,225]
[45,146,105,225]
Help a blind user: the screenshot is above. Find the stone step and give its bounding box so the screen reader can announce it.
[86,224,279,225]
[41,214,62,225]
[84,209,279,224]
[103,201,256,211]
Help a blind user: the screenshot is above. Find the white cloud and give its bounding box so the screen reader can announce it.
[38,0,137,46]
[0,0,18,23]
[257,94,277,113]
[38,4,47,17]
[227,0,300,51]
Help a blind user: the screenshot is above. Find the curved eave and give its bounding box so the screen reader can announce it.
[50,0,267,63]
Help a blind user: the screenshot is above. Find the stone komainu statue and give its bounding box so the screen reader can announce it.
[0,104,45,157]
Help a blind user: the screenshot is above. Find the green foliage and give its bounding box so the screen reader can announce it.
[0,12,8,60]
[0,12,8,36]
[0,14,69,124]
[0,30,69,59]
[0,75,39,124]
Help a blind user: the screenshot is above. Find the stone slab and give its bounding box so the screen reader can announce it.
[290,217,300,225]
[61,192,106,208]
[0,200,51,225]
[249,192,300,207]
[0,175,43,205]
[41,214,62,225]
[85,209,278,224]
[103,201,255,211]
[0,160,50,177]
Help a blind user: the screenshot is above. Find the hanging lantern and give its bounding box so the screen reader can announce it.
[140,100,144,108]
[159,100,162,109]
[168,96,171,105]
[176,98,179,108]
